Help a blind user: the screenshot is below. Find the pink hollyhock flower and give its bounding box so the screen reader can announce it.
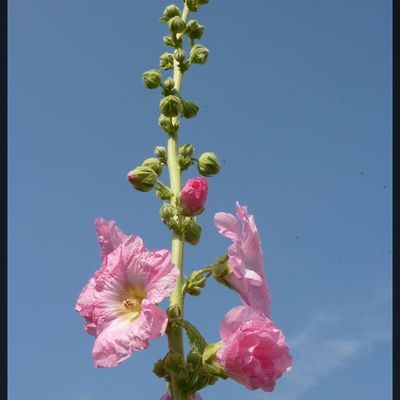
[75,219,179,368]
[180,176,208,216]
[160,393,202,400]
[216,306,292,392]
[214,202,271,315]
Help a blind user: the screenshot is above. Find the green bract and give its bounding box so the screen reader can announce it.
[164,77,176,91]
[179,144,195,157]
[189,44,209,65]
[160,52,174,70]
[160,95,184,118]
[198,152,220,176]
[142,69,162,89]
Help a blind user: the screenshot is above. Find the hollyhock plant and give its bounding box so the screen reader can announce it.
[75,219,179,368]
[76,1,292,398]
[216,306,292,392]
[180,176,208,216]
[214,202,271,315]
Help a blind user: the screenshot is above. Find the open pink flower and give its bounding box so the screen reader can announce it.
[75,219,179,368]
[160,393,202,400]
[214,202,270,315]
[180,176,208,216]
[216,306,292,392]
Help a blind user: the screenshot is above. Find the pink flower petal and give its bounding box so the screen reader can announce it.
[214,212,240,241]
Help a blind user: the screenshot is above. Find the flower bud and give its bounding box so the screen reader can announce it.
[185,0,200,12]
[179,144,195,157]
[162,4,181,20]
[185,20,205,41]
[160,95,183,118]
[184,220,202,245]
[167,304,182,320]
[160,52,174,70]
[164,351,185,373]
[189,44,209,65]
[211,255,230,278]
[187,351,202,368]
[197,152,220,176]
[154,146,167,161]
[156,185,173,200]
[158,115,180,134]
[168,16,186,34]
[182,100,199,119]
[153,359,168,378]
[174,48,187,63]
[160,204,175,220]
[142,157,163,177]
[127,166,158,192]
[164,77,176,91]
[163,35,175,47]
[142,69,162,89]
[180,177,208,216]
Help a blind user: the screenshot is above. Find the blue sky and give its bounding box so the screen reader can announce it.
[8,1,392,399]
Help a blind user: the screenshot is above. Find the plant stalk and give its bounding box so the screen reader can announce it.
[166,3,190,399]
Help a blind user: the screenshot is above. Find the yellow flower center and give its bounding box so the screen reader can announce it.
[121,287,146,321]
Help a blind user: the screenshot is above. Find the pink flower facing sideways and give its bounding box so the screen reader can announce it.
[214,202,271,314]
[216,306,292,392]
[180,176,208,216]
[75,218,179,368]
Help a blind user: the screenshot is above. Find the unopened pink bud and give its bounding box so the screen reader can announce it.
[180,176,208,216]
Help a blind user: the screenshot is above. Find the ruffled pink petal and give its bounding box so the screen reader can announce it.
[214,212,240,241]
[144,250,180,303]
[95,218,127,265]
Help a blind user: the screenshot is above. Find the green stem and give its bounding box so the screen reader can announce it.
[166,3,190,400]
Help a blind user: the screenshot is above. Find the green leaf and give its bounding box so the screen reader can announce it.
[179,320,207,354]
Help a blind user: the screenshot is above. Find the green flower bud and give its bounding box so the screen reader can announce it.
[189,44,209,65]
[197,152,220,176]
[158,115,180,134]
[160,52,174,70]
[185,0,200,12]
[127,166,158,192]
[164,77,176,91]
[185,20,205,41]
[156,185,173,200]
[154,146,167,161]
[164,351,185,373]
[176,366,189,384]
[167,304,182,320]
[142,69,162,89]
[184,220,202,245]
[160,95,183,118]
[153,359,168,378]
[174,48,187,63]
[179,144,195,157]
[168,16,186,34]
[162,4,181,20]
[160,204,175,220]
[163,35,175,47]
[142,157,163,177]
[187,351,202,368]
[182,100,199,119]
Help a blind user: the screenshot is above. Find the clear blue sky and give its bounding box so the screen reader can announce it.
[8,1,392,399]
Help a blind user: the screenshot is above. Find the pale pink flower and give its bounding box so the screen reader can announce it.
[75,219,179,368]
[180,176,208,215]
[160,393,202,400]
[216,306,292,392]
[214,202,270,315]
